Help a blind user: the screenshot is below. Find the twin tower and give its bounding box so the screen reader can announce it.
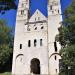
[12,0,62,75]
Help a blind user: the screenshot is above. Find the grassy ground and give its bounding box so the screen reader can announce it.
[0,72,11,75]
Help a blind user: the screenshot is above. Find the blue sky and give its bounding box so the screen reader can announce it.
[30,0,48,17]
[0,0,72,27]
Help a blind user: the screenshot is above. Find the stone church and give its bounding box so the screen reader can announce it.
[12,0,62,75]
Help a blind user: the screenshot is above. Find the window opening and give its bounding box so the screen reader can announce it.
[28,40,31,47]
[34,27,37,30]
[34,39,37,47]
[38,17,40,20]
[54,42,57,52]
[35,18,36,21]
[21,10,24,15]
[58,10,59,13]
[40,39,43,46]
[50,5,52,10]
[20,44,22,49]
[55,55,57,60]
[41,26,44,29]
[56,69,57,73]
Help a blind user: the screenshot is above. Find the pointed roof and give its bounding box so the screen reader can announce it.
[29,9,47,22]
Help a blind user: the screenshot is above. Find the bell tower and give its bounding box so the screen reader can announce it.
[48,0,62,75]
[12,0,30,74]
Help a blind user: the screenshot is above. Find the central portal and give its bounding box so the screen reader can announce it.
[30,58,40,74]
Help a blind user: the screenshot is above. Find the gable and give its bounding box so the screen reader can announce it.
[29,9,47,22]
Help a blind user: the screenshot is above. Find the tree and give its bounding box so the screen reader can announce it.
[57,25,69,48]
[57,0,75,74]
[0,0,17,14]
[0,20,13,71]
[57,0,75,47]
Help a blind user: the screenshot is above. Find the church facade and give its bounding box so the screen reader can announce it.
[12,0,62,75]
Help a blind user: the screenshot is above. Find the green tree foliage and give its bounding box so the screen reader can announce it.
[60,45,75,66]
[59,44,75,75]
[57,0,75,74]
[0,20,13,71]
[57,25,69,48]
[63,1,75,45]
[0,0,17,14]
[58,0,75,47]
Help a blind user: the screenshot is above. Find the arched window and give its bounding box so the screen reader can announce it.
[40,39,43,46]
[28,40,31,47]
[34,39,37,47]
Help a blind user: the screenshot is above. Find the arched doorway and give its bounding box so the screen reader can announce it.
[30,58,40,74]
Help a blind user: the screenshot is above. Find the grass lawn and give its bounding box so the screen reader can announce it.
[0,72,11,75]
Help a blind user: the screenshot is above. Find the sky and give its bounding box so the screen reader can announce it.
[0,0,72,27]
